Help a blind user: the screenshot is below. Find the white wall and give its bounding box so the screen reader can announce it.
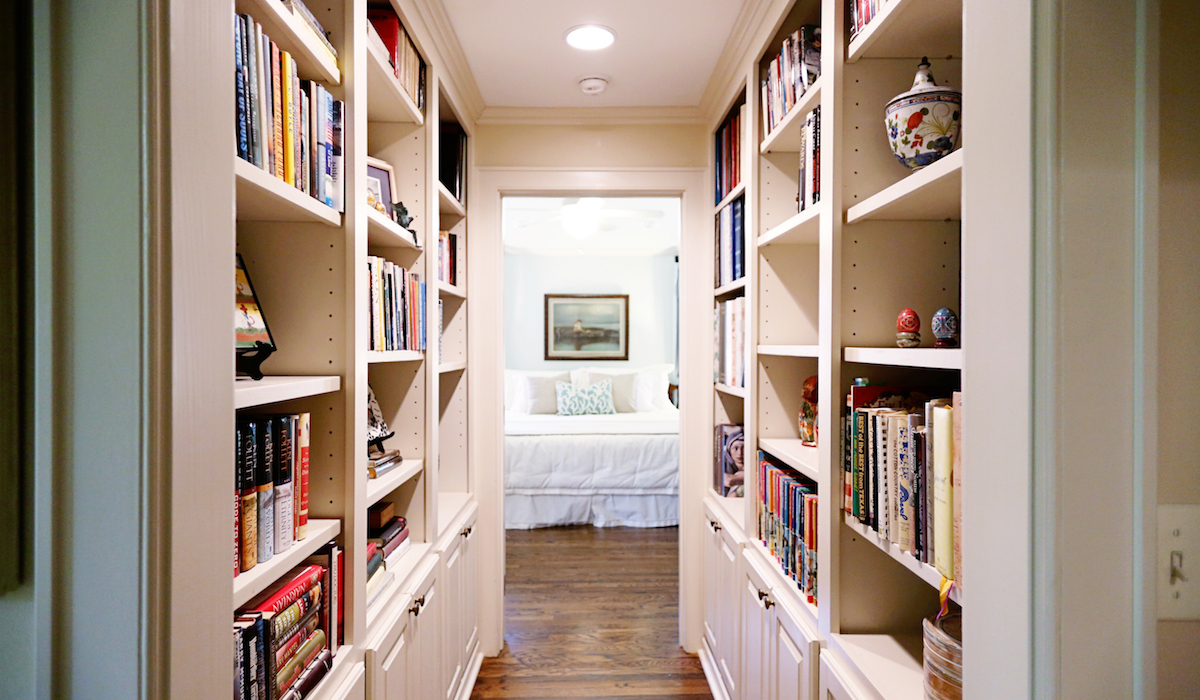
[503,253,679,373]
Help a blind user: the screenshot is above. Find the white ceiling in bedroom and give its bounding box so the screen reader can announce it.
[503,196,680,255]
[439,0,744,108]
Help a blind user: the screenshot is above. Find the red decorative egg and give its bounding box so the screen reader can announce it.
[896,308,920,334]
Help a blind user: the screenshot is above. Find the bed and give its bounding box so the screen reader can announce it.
[503,367,680,529]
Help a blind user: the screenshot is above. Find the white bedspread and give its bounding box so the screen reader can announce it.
[503,408,681,436]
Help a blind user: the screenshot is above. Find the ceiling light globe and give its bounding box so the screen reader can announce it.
[565,25,615,50]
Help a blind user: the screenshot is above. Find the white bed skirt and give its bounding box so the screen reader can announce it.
[504,493,679,529]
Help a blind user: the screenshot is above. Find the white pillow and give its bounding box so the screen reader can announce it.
[516,372,570,414]
[506,369,576,412]
[578,364,675,412]
[584,371,638,413]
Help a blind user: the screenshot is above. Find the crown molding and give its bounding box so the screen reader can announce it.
[413,0,487,125]
[698,0,777,127]
[476,106,706,126]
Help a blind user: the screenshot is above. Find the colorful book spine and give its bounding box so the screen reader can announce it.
[296,412,310,540]
[256,416,275,564]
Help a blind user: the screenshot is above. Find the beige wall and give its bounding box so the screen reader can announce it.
[475,122,707,169]
[1157,0,1200,695]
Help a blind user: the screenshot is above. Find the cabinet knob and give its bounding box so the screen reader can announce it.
[409,595,425,616]
[757,589,769,601]
[764,598,775,610]
[710,519,722,532]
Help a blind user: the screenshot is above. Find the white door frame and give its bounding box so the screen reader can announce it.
[469,166,710,655]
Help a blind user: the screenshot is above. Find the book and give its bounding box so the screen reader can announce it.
[932,403,954,578]
[366,549,384,579]
[369,516,407,546]
[301,543,340,654]
[273,415,295,555]
[378,527,409,558]
[383,536,412,569]
[715,423,744,497]
[283,0,337,59]
[247,564,324,615]
[276,629,326,696]
[237,421,258,574]
[279,648,332,700]
[271,42,283,180]
[296,412,310,540]
[256,416,276,564]
[952,391,963,586]
[367,501,395,531]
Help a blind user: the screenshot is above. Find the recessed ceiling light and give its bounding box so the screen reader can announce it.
[565,25,615,50]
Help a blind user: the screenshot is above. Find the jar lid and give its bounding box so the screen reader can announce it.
[889,57,960,105]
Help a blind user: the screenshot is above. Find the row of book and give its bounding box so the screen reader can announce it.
[758,454,819,604]
[236,413,311,577]
[715,196,745,288]
[365,502,413,609]
[234,546,343,700]
[283,0,337,65]
[367,256,426,353]
[437,231,459,286]
[440,123,468,204]
[234,12,345,212]
[798,106,822,211]
[714,296,747,389]
[761,25,821,137]
[842,385,963,585]
[368,5,426,112]
[849,0,888,41]
[715,104,746,204]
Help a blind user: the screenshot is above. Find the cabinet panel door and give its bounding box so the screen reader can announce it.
[718,525,741,699]
[740,553,772,700]
[704,514,721,654]
[461,520,479,661]
[817,654,868,700]
[408,573,441,700]
[770,604,817,700]
[442,533,465,700]
[381,620,410,700]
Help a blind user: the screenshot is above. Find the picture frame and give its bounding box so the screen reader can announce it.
[544,294,629,361]
[366,156,399,219]
[235,254,276,380]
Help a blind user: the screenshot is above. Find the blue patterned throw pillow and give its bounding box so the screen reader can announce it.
[556,379,616,416]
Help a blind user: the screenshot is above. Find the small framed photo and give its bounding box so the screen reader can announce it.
[236,254,276,379]
[366,156,398,219]
[544,294,629,361]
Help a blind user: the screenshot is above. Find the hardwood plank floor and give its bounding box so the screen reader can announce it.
[469,526,713,699]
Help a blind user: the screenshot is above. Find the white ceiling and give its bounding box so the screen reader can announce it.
[503,196,680,255]
[439,0,744,108]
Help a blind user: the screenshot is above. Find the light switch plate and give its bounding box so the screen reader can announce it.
[1158,504,1200,620]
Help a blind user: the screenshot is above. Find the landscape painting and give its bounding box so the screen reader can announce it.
[544,294,629,360]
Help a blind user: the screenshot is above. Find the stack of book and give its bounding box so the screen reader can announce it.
[439,123,468,203]
[798,106,821,211]
[714,297,746,389]
[365,506,411,608]
[367,256,426,353]
[842,386,963,584]
[366,448,403,479]
[715,104,745,204]
[758,453,819,604]
[282,0,337,64]
[761,25,821,136]
[235,542,342,700]
[367,4,425,111]
[849,0,887,41]
[236,413,311,577]
[234,12,344,211]
[715,197,745,287]
[437,231,458,286]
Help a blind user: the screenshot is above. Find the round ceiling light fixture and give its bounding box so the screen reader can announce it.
[578,76,609,95]
[565,24,616,50]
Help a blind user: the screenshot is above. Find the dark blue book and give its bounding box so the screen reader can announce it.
[234,16,248,161]
[731,197,744,281]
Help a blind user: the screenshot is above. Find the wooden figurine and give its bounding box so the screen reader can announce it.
[896,307,921,348]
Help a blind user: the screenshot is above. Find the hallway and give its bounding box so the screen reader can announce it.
[469,526,712,699]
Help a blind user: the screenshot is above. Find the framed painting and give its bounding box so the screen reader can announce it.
[366,156,398,220]
[544,294,629,361]
[235,254,276,379]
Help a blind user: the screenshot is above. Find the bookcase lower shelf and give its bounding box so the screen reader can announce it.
[365,542,434,632]
[233,518,341,609]
[437,492,472,538]
[234,375,341,410]
[828,632,924,700]
[366,459,424,507]
[843,514,962,605]
[758,438,819,481]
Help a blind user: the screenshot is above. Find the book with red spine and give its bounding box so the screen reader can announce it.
[296,412,310,540]
[247,564,323,615]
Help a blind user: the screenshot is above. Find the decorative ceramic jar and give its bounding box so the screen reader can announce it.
[885,58,962,170]
[896,307,921,348]
[931,307,959,348]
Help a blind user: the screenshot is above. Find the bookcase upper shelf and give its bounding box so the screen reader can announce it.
[367,350,424,364]
[235,0,339,85]
[234,375,342,410]
[842,514,963,605]
[760,78,822,154]
[846,0,963,63]
[232,518,341,609]
[759,205,821,246]
[437,280,466,299]
[758,438,819,481]
[846,149,962,223]
[366,458,424,507]
[235,158,341,226]
[438,361,467,374]
[758,344,820,358]
[367,207,421,249]
[438,181,466,218]
[715,383,746,399]
[715,181,746,213]
[843,346,962,370]
[365,36,423,125]
[714,278,746,298]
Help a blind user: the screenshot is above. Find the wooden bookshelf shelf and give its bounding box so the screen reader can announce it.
[759,204,821,246]
[846,0,963,63]
[438,280,466,299]
[235,0,340,86]
[438,181,466,218]
[366,207,421,249]
[758,344,820,358]
[760,77,822,154]
[749,541,820,626]
[365,543,433,632]
[234,375,341,410]
[758,438,820,481]
[233,518,341,609]
[235,158,342,226]
[714,181,746,213]
[365,38,423,124]
[715,382,746,399]
[437,491,472,538]
[714,278,746,298]
[438,361,467,374]
[829,632,926,700]
[843,346,963,370]
[843,514,962,604]
[846,149,962,223]
[366,458,424,507]
[367,350,424,364]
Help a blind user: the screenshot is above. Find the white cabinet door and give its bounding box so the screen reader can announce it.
[460,515,479,663]
[703,512,721,655]
[740,550,773,700]
[717,520,741,699]
[817,654,869,700]
[442,530,465,700]
[769,602,818,700]
[380,616,410,700]
[407,568,442,700]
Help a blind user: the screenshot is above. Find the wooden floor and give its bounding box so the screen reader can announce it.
[469,526,713,699]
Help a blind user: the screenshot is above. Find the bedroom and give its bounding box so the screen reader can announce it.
[501,195,683,531]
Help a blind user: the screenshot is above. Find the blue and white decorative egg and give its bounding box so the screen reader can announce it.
[931,307,959,348]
